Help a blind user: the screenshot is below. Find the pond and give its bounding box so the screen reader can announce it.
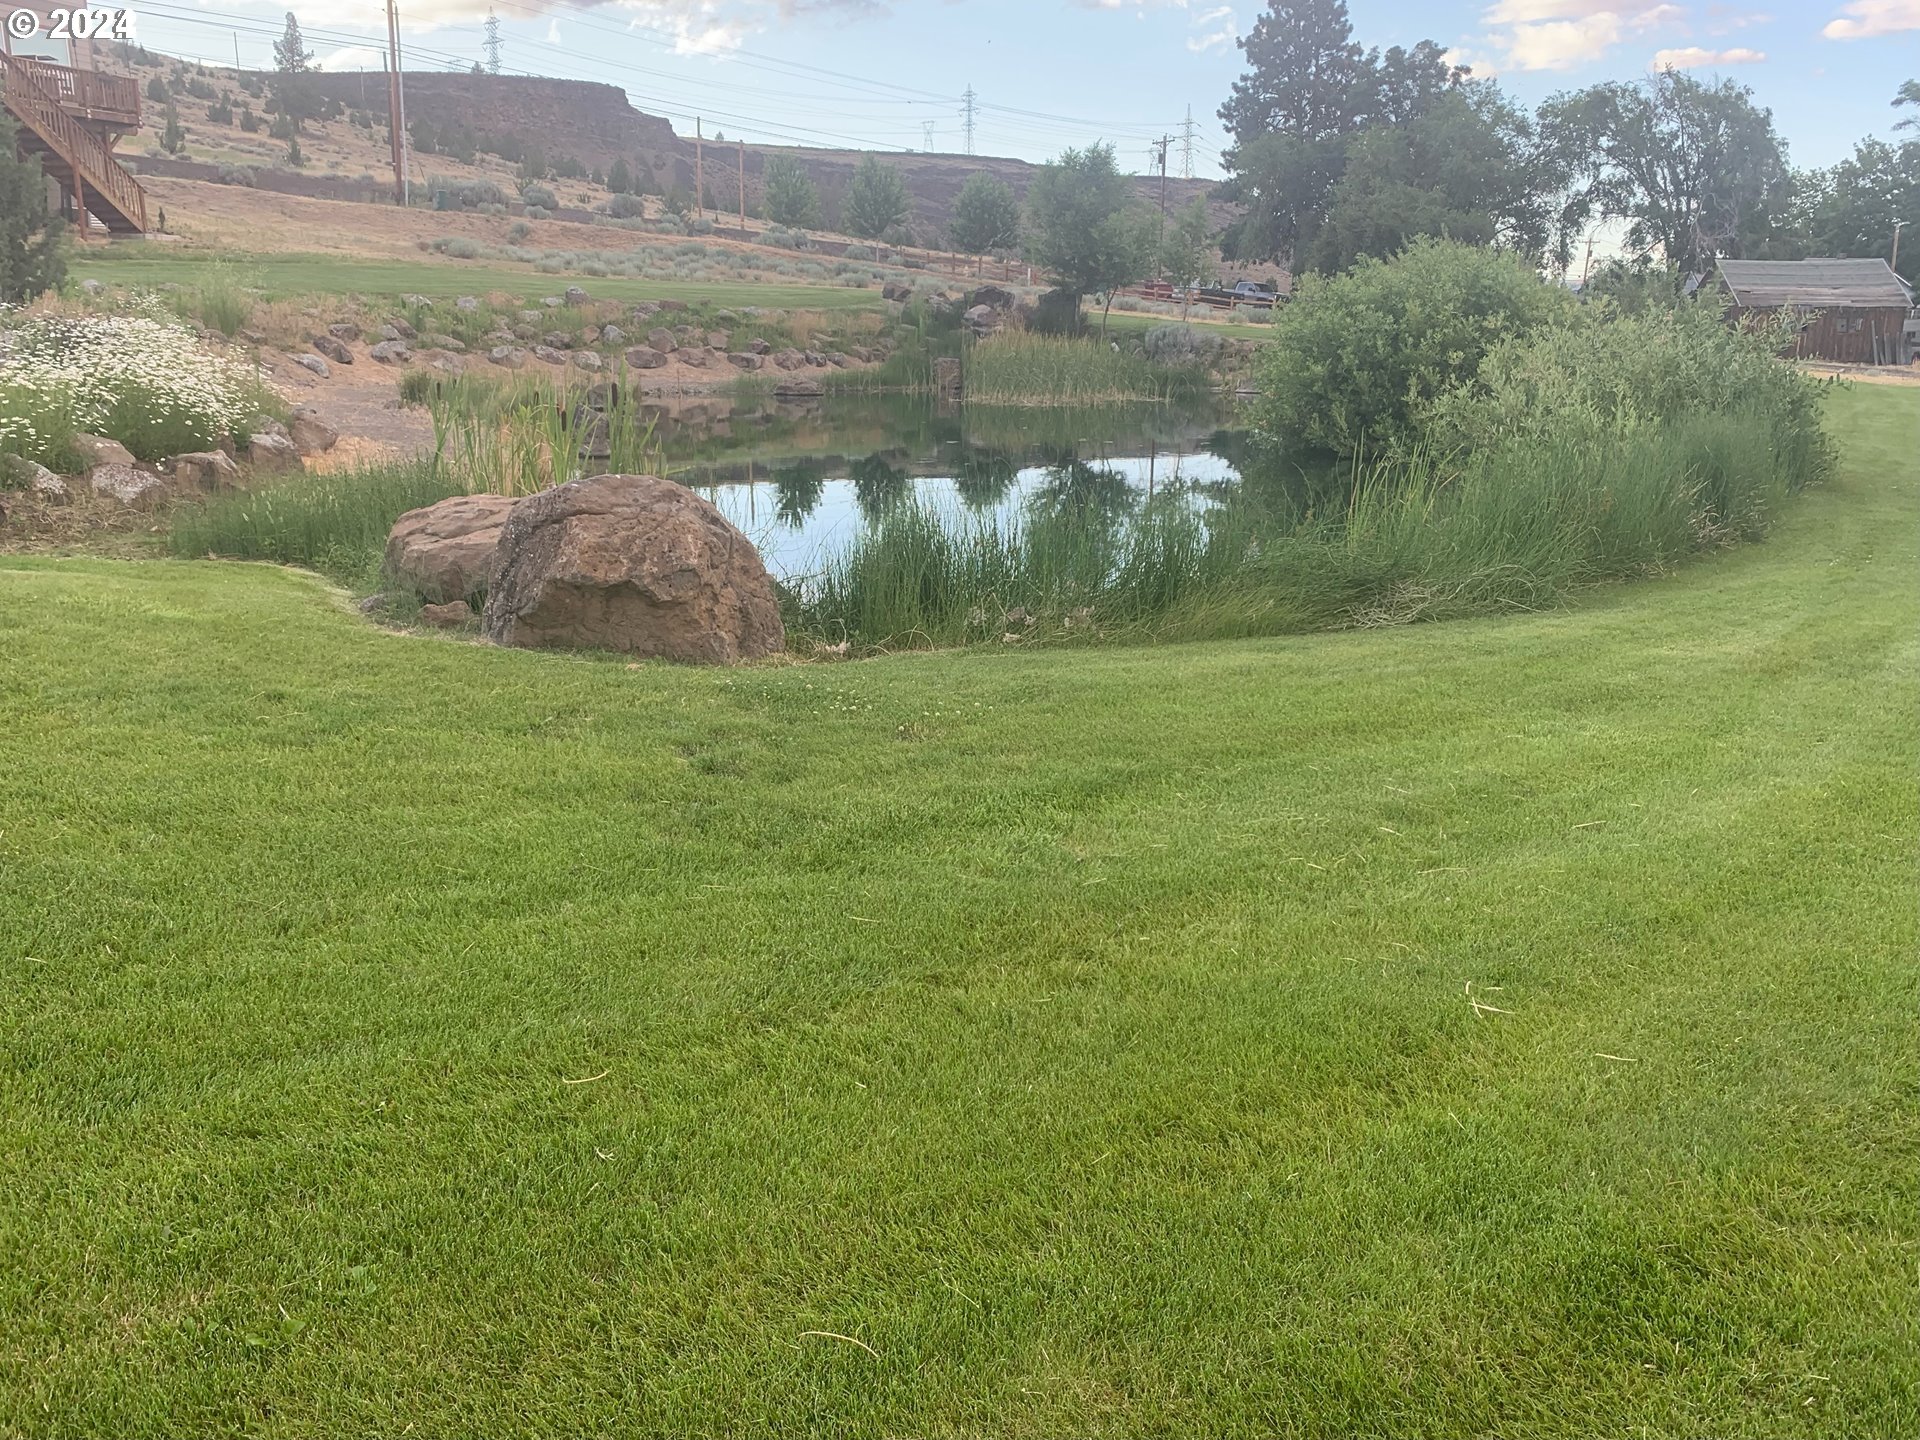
[645,393,1310,582]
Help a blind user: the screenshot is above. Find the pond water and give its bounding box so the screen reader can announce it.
[645,393,1300,581]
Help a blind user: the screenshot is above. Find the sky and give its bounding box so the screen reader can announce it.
[121,0,1919,175]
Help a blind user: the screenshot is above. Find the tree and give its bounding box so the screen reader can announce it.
[1023,142,1156,335]
[1540,70,1789,275]
[842,156,911,240]
[1895,79,1919,132]
[269,11,316,134]
[1159,198,1214,318]
[949,172,1021,256]
[1307,85,1563,274]
[1216,2,1467,265]
[470,62,484,77]
[1792,136,1920,286]
[161,100,186,155]
[0,114,65,305]
[762,154,821,229]
[609,157,632,194]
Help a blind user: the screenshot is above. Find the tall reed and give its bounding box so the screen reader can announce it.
[964,334,1205,406]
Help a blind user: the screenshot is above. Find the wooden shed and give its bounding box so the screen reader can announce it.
[1715,258,1915,366]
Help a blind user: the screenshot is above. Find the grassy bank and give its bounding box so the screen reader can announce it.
[67,250,886,312]
[0,384,1914,1435]
[964,332,1207,405]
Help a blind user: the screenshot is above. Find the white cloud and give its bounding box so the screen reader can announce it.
[1185,5,1237,51]
[1653,43,1767,64]
[317,45,386,71]
[1821,0,1920,37]
[1477,1,1686,72]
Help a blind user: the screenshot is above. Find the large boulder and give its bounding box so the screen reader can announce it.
[73,433,136,469]
[247,432,303,474]
[368,340,412,364]
[482,473,783,664]
[967,284,1017,311]
[171,450,240,492]
[624,346,668,369]
[384,493,519,604]
[89,463,169,507]
[313,335,353,365]
[288,407,339,456]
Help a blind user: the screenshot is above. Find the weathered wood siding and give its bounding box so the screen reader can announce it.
[1732,304,1915,365]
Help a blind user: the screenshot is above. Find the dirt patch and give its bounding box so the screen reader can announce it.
[1799,362,1920,387]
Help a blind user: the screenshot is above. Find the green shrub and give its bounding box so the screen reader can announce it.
[1252,238,1577,457]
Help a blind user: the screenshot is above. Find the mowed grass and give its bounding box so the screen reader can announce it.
[0,386,1914,1437]
[66,250,885,312]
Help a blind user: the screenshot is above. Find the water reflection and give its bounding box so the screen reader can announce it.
[646,392,1320,580]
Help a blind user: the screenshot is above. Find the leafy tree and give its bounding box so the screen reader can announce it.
[145,76,167,105]
[1540,70,1789,274]
[1217,2,1468,265]
[470,62,484,76]
[842,156,911,239]
[762,154,821,229]
[1895,79,1918,132]
[609,157,632,194]
[1791,136,1920,285]
[286,134,304,168]
[0,114,65,306]
[949,172,1021,255]
[1023,142,1156,335]
[1159,198,1214,317]
[1308,86,1563,274]
[269,11,316,133]
[663,184,691,218]
[1251,237,1577,457]
[161,101,186,156]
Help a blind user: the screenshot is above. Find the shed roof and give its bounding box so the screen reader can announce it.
[1717,258,1914,310]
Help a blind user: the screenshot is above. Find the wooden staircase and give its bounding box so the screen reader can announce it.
[1,53,147,236]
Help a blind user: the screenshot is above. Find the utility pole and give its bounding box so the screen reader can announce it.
[484,9,501,74]
[738,139,746,233]
[1152,135,1171,247]
[384,0,405,206]
[1893,219,1908,275]
[233,33,241,71]
[1580,233,1595,290]
[960,85,977,156]
[1179,106,1195,180]
[695,118,704,218]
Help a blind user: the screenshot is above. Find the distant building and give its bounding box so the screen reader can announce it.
[1715,258,1915,367]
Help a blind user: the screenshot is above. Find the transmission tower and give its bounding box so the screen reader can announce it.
[960,84,978,155]
[483,9,502,75]
[1179,106,1196,179]
[923,120,935,152]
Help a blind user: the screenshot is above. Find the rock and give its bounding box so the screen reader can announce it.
[748,338,771,355]
[327,322,361,341]
[677,346,710,369]
[171,450,240,491]
[713,309,740,324]
[726,352,763,371]
[803,350,826,367]
[519,309,544,323]
[420,600,473,627]
[882,281,912,301]
[512,324,538,341]
[400,293,432,309]
[533,345,569,365]
[420,334,466,352]
[968,284,1017,311]
[482,473,784,664]
[564,286,591,306]
[387,317,418,341]
[600,323,625,345]
[429,356,468,375]
[89,463,169,507]
[4,457,67,502]
[378,324,401,342]
[248,414,291,441]
[541,331,574,350]
[631,301,661,319]
[293,353,331,377]
[964,304,998,332]
[368,340,412,364]
[80,278,104,295]
[288,407,339,456]
[313,335,353,365]
[623,346,668,369]
[455,295,480,312]
[674,325,695,342]
[646,327,677,352]
[572,349,605,371]
[357,593,391,615]
[773,376,824,399]
[488,345,528,369]
[73,433,136,469]
[542,295,565,309]
[706,330,728,350]
[384,493,519,603]
[655,299,689,313]
[826,352,850,367]
[770,349,803,371]
[247,432,304,474]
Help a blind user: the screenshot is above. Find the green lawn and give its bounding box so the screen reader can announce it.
[1,386,1914,1437]
[67,249,885,311]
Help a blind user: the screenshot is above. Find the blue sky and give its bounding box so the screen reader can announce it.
[128,1,1918,173]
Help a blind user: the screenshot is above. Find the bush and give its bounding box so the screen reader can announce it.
[606,193,646,219]
[1142,324,1223,366]
[507,220,532,242]
[520,182,558,211]
[1252,239,1577,457]
[214,164,256,187]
